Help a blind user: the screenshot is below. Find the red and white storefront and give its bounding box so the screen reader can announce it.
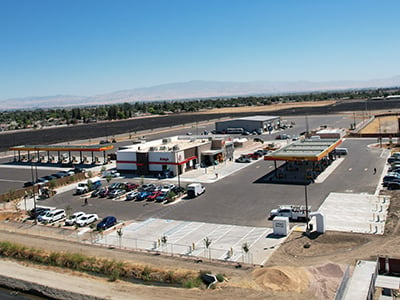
[116,136,213,177]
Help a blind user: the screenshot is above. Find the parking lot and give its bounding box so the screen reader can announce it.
[1,114,389,229]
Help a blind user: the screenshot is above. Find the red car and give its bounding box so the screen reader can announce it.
[147,191,162,201]
[125,182,139,191]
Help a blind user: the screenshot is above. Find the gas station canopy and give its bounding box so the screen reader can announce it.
[9,144,114,152]
[264,138,343,162]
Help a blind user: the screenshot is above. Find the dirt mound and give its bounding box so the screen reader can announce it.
[307,263,347,300]
[252,266,310,292]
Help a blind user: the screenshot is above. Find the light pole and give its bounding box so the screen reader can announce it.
[304,183,309,233]
[30,163,37,224]
[304,168,310,234]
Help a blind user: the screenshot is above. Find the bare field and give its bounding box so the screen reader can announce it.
[360,115,400,134]
[195,100,336,114]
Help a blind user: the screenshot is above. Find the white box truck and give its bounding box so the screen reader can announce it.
[187,183,205,198]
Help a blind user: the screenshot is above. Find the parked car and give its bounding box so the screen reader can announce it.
[141,183,156,192]
[64,212,85,226]
[98,187,110,198]
[108,189,125,199]
[29,207,50,219]
[155,191,170,203]
[102,170,120,178]
[43,175,57,181]
[75,213,98,227]
[235,157,251,163]
[36,177,48,184]
[96,216,117,231]
[40,209,66,223]
[126,190,139,201]
[161,184,175,193]
[388,156,400,164]
[250,152,262,160]
[383,173,400,187]
[23,181,35,187]
[387,182,400,190]
[69,167,85,174]
[275,134,290,140]
[147,191,162,201]
[125,182,139,191]
[136,190,152,201]
[91,188,102,197]
[172,186,185,194]
[109,182,126,191]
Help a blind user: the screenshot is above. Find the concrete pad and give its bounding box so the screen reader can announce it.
[95,218,287,265]
[318,193,390,234]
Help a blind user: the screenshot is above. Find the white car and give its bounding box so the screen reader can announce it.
[75,214,99,227]
[126,191,139,201]
[161,184,175,193]
[40,209,66,223]
[102,170,120,178]
[64,212,85,226]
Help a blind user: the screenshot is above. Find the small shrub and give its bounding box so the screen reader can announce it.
[109,269,120,282]
[216,273,225,282]
[182,276,203,288]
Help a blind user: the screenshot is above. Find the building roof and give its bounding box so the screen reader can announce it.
[264,138,342,161]
[119,136,213,153]
[233,115,280,122]
[9,144,114,152]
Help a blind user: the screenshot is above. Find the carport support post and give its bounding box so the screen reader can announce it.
[304,184,310,234]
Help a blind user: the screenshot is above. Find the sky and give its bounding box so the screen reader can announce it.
[1,0,400,100]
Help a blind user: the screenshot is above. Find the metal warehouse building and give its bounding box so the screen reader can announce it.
[215,115,281,133]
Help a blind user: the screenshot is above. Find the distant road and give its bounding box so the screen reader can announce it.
[0,98,397,151]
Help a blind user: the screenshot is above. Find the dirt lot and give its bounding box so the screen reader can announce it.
[360,115,400,134]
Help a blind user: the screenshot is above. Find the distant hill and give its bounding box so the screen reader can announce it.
[1,76,400,110]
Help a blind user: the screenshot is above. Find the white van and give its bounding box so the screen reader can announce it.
[40,209,66,223]
[187,183,205,198]
[333,148,348,155]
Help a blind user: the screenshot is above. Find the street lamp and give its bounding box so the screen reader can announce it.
[30,163,37,224]
[304,168,310,235]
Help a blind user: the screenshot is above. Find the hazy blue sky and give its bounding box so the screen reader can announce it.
[1,0,399,100]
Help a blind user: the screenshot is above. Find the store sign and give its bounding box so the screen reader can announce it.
[160,157,169,161]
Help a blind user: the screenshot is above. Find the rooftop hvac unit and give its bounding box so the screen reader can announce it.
[172,145,180,151]
[162,138,171,144]
[159,146,166,150]
[149,146,158,151]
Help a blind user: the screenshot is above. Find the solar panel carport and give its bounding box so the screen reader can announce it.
[9,144,114,165]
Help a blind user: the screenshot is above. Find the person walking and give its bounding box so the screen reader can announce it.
[84,198,88,206]
[373,168,377,175]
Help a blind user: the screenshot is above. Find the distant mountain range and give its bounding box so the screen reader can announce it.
[1,76,400,110]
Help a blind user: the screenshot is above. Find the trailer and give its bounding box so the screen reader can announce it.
[269,205,311,221]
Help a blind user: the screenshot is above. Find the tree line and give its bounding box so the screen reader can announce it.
[0,87,398,131]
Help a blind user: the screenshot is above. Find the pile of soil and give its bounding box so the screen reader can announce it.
[252,266,310,293]
[307,263,346,299]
